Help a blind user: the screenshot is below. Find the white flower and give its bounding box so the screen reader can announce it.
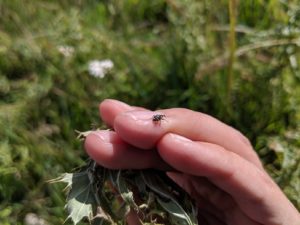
[57,45,74,57]
[88,59,114,78]
[24,213,48,225]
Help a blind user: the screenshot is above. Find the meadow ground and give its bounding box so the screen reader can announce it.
[0,1,300,224]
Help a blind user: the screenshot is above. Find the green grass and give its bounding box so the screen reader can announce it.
[0,0,300,224]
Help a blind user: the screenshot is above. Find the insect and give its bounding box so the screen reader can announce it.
[152,114,166,123]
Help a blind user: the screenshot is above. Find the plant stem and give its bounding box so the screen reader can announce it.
[227,0,237,107]
[195,38,300,80]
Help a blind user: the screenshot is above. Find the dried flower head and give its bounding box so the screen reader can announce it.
[57,45,74,57]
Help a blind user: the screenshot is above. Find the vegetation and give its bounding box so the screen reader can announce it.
[0,0,299,224]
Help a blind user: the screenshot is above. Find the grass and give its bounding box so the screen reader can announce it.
[0,0,300,224]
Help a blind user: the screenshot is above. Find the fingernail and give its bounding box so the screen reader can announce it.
[169,133,192,144]
[126,110,155,120]
[88,131,111,143]
[88,131,124,145]
[103,99,132,109]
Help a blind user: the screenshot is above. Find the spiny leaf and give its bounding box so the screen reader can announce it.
[157,199,195,225]
[94,168,119,221]
[65,171,96,225]
[141,171,198,225]
[116,170,139,211]
[48,173,73,189]
[54,162,199,225]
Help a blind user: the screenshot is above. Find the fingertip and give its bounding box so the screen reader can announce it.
[84,130,168,170]
[157,133,233,178]
[99,99,132,126]
[158,133,195,169]
[114,110,164,149]
[84,131,124,169]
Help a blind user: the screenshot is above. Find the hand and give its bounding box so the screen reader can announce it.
[84,99,300,225]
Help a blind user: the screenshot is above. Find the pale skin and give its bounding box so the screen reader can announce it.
[84,99,300,225]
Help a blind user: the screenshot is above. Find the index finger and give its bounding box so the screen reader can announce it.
[113,107,262,168]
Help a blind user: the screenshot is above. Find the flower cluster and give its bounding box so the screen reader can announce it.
[88,59,114,78]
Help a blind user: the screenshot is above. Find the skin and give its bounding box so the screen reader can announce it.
[84,99,300,225]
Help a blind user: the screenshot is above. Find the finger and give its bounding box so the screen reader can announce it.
[99,99,145,127]
[225,208,262,225]
[198,211,227,225]
[99,99,260,168]
[158,133,297,225]
[167,172,235,212]
[84,130,169,170]
[98,99,260,172]
[167,172,226,220]
[126,209,142,225]
[99,99,132,127]
[168,173,261,225]
[113,108,262,168]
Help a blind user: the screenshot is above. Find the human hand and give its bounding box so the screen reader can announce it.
[84,99,300,225]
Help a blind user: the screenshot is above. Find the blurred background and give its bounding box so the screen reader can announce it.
[0,0,300,224]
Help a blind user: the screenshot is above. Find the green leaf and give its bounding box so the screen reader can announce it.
[54,163,199,225]
[116,170,139,212]
[65,171,96,225]
[53,164,115,225]
[156,199,194,225]
[141,171,198,225]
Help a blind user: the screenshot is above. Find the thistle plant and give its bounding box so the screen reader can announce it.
[52,131,198,225]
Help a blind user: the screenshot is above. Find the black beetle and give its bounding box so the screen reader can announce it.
[152,114,166,122]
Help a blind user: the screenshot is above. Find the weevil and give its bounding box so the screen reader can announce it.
[152,114,166,123]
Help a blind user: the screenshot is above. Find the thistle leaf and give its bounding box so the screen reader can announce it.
[54,161,199,225]
[141,171,198,225]
[156,199,195,225]
[65,171,97,225]
[48,173,73,189]
[116,170,139,211]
